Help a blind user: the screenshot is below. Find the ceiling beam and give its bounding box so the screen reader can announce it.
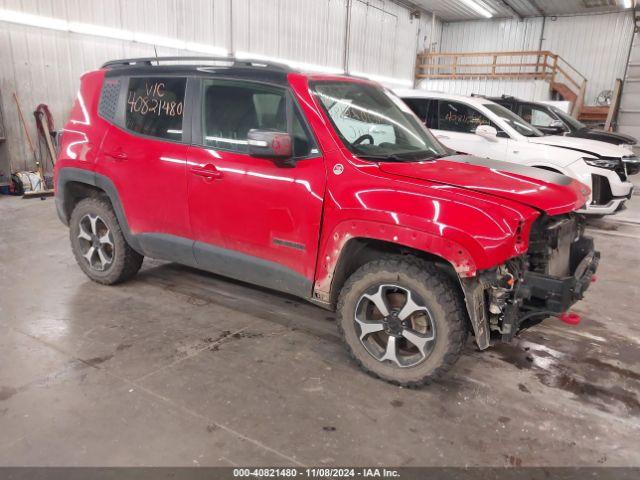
[525,0,546,16]
[388,0,437,19]
[498,0,524,19]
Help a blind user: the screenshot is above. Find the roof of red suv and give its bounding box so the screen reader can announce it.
[101,56,373,86]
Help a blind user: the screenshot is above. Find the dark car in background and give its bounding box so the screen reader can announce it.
[486,95,636,143]
[484,95,639,174]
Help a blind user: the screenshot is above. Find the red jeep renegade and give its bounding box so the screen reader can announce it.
[54,57,599,386]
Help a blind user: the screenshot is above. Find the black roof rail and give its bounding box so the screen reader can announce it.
[101,56,293,72]
[470,93,487,98]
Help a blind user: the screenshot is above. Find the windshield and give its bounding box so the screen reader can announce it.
[550,106,585,131]
[311,81,450,161]
[483,103,544,137]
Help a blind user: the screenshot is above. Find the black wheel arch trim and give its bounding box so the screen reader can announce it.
[56,167,143,253]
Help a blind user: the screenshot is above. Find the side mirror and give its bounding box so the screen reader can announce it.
[550,119,565,129]
[539,125,565,135]
[475,125,498,141]
[247,129,293,159]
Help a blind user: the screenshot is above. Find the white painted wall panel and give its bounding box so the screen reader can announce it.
[233,0,347,69]
[417,11,443,54]
[418,78,551,101]
[348,0,415,79]
[618,32,640,140]
[440,18,544,53]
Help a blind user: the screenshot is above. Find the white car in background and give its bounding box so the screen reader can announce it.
[396,90,636,216]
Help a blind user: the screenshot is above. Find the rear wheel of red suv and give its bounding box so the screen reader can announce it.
[69,197,143,285]
[337,256,467,387]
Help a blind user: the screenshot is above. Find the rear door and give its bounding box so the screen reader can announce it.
[186,78,326,297]
[96,75,192,260]
[431,100,509,158]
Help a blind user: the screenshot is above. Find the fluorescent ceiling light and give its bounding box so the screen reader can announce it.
[69,22,134,41]
[622,0,633,8]
[458,0,493,18]
[0,9,67,30]
[0,8,228,56]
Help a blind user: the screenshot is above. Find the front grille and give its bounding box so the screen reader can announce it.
[591,174,613,205]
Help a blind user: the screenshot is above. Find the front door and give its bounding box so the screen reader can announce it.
[187,79,326,297]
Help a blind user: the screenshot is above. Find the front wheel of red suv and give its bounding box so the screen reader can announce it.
[69,197,143,285]
[336,256,468,387]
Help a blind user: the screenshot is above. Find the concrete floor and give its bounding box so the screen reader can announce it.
[0,194,639,467]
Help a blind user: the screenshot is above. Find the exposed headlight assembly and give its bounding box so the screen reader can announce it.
[623,156,640,175]
[582,157,621,169]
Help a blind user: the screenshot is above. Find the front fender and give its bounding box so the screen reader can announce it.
[313,216,492,304]
[315,219,478,295]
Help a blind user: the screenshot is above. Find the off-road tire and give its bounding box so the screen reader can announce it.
[69,197,143,285]
[337,256,467,387]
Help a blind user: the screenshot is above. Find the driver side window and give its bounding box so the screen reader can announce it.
[201,80,316,157]
[437,101,495,133]
[519,104,556,128]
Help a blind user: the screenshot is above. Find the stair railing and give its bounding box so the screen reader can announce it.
[415,50,588,115]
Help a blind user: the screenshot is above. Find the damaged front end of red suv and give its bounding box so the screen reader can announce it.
[461,211,599,349]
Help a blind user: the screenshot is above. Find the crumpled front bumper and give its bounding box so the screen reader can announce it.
[518,236,600,315]
[460,234,600,350]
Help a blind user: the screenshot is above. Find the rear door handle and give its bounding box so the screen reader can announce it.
[105,150,128,161]
[191,164,222,180]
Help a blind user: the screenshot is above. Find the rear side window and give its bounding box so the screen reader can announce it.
[125,77,186,141]
[202,80,315,157]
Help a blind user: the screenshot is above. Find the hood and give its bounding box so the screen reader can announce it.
[569,128,637,146]
[378,155,589,216]
[527,135,634,158]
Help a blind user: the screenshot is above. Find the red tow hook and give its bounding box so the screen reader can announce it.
[591,275,597,283]
[559,312,581,325]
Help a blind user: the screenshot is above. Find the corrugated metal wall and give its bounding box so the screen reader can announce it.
[541,12,635,105]
[618,31,640,144]
[420,78,551,101]
[440,17,543,52]
[430,12,635,107]
[0,0,436,175]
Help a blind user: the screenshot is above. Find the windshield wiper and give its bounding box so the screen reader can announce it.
[356,152,441,162]
[356,154,406,162]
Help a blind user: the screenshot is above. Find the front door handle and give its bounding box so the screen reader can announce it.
[436,135,450,140]
[191,164,222,181]
[105,150,128,161]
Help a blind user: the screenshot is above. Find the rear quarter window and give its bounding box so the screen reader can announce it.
[125,77,186,141]
[98,78,122,122]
